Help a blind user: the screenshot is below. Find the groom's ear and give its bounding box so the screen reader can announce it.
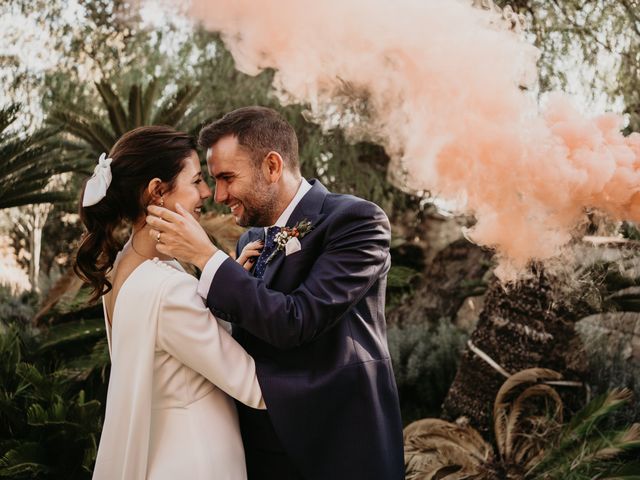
[262,151,284,183]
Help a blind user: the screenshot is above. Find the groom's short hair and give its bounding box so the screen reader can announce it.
[199,106,300,172]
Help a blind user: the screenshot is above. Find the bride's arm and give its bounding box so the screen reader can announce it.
[157,272,265,409]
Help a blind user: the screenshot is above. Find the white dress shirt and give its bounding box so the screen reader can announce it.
[197,179,312,298]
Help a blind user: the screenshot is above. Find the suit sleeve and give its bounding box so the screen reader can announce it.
[157,272,265,409]
[207,201,391,349]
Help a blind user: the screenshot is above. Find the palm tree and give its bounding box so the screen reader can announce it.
[47,79,205,167]
[441,267,591,437]
[0,104,85,292]
[404,368,640,479]
[0,104,77,209]
[441,237,640,437]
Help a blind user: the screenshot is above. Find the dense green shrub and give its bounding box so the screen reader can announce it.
[0,286,37,328]
[0,324,103,479]
[388,319,468,425]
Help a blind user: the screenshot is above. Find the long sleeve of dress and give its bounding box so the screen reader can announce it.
[157,272,265,410]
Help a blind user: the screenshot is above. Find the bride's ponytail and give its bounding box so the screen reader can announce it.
[73,190,124,303]
[73,126,197,303]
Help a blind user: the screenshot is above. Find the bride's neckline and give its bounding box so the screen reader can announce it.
[104,245,183,328]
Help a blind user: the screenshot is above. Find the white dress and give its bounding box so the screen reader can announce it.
[92,256,265,480]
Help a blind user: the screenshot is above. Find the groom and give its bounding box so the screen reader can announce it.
[146,106,404,480]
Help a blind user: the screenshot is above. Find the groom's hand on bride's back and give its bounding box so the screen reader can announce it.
[146,203,218,269]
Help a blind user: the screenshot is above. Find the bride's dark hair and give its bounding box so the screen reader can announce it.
[74,126,197,302]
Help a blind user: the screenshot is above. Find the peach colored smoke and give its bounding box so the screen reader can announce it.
[188,0,640,279]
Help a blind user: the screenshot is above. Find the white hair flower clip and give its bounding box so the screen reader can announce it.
[82,153,113,207]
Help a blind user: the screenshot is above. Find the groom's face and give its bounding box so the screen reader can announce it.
[207,135,278,227]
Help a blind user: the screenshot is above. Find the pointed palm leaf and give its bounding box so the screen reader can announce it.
[404,418,495,479]
[36,318,105,354]
[0,143,52,179]
[558,389,634,445]
[95,81,128,136]
[0,105,80,209]
[47,110,114,154]
[127,84,142,129]
[0,192,74,210]
[141,78,158,125]
[152,85,201,126]
[528,388,639,478]
[0,104,19,132]
[0,442,49,477]
[48,78,203,172]
[493,368,563,460]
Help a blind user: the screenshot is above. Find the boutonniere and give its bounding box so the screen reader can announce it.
[266,219,314,264]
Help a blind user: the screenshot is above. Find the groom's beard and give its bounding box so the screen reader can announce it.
[236,180,278,228]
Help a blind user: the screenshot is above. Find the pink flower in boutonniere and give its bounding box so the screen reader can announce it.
[266,219,314,264]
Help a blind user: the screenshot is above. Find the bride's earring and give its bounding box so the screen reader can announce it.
[159,195,164,207]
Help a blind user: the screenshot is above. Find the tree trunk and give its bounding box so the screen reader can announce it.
[27,204,51,294]
[29,224,41,293]
[441,266,590,438]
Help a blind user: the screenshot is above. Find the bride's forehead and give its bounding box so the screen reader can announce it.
[180,152,200,170]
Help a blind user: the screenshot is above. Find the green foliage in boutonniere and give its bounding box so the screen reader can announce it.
[266,219,314,264]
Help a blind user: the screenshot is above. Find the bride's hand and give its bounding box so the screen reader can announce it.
[236,240,263,271]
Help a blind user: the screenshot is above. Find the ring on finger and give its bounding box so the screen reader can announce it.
[156,232,161,243]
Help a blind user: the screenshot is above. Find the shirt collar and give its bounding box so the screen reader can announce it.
[265,178,312,232]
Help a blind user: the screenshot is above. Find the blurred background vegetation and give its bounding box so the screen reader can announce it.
[1,0,639,478]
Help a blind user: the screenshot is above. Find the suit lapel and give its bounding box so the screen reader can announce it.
[248,227,265,244]
[262,179,328,286]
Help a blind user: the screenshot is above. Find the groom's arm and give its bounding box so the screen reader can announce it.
[206,201,391,349]
[195,236,247,299]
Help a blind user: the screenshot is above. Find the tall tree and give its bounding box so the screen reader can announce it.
[47,79,204,169]
[496,0,640,132]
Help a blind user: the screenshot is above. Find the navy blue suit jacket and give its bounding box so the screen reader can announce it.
[206,179,404,480]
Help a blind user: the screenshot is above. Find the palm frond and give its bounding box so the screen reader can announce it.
[152,84,201,126]
[36,318,105,354]
[528,389,638,478]
[598,460,640,478]
[0,137,27,168]
[504,383,563,467]
[95,81,128,136]
[141,78,158,125]
[0,191,74,209]
[0,104,19,133]
[493,368,563,459]
[403,418,495,479]
[560,389,633,445]
[175,104,211,131]
[59,337,110,382]
[0,442,49,477]
[0,144,54,179]
[582,423,640,462]
[127,84,142,129]
[47,110,113,153]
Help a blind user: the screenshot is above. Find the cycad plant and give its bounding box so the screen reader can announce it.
[0,323,105,479]
[0,284,110,479]
[47,79,204,169]
[0,104,79,209]
[404,368,640,479]
[528,389,640,479]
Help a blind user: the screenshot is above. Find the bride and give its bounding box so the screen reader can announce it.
[74,126,265,479]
